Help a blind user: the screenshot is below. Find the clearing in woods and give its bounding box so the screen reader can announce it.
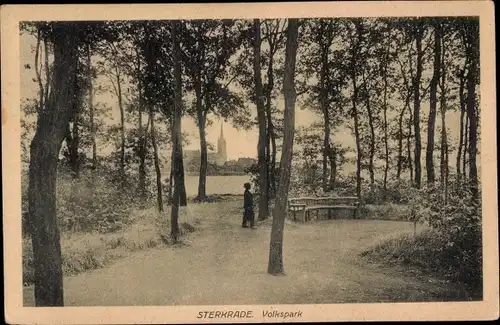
[23,197,467,306]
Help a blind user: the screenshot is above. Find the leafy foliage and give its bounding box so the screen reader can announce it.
[364,181,482,292]
[22,165,146,236]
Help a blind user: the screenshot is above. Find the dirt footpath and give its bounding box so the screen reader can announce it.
[23,199,465,306]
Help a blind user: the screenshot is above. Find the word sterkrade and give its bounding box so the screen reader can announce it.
[197,310,253,319]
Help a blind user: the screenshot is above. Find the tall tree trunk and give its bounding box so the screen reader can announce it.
[271,134,277,175]
[171,20,183,241]
[171,176,180,242]
[351,22,363,199]
[28,23,79,306]
[397,94,411,182]
[197,111,208,200]
[116,72,125,182]
[361,68,375,186]
[456,65,466,184]
[465,28,479,199]
[426,22,441,184]
[440,105,449,199]
[269,129,277,198]
[407,100,414,183]
[396,52,412,183]
[382,47,390,191]
[264,20,282,199]
[149,109,163,212]
[137,50,146,198]
[266,117,277,198]
[178,143,187,207]
[352,81,362,199]
[71,107,80,178]
[320,40,331,192]
[68,58,80,178]
[195,82,208,201]
[396,106,405,181]
[413,24,424,188]
[322,119,331,193]
[266,124,271,194]
[253,19,269,220]
[265,22,279,193]
[168,145,173,205]
[268,19,299,276]
[167,115,187,207]
[138,129,146,198]
[265,45,276,198]
[87,44,97,170]
[439,34,448,202]
[328,146,337,190]
[168,119,187,206]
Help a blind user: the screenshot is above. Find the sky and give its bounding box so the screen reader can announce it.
[19,26,478,176]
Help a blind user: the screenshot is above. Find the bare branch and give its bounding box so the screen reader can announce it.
[34,28,45,114]
[222,73,238,90]
[422,28,435,54]
[407,42,415,82]
[108,74,119,97]
[43,37,50,103]
[396,52,413,96]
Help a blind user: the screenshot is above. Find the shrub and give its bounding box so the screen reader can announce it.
[360,178,414,205]
[57,172,139,233]
[364,181,482,290]
[361,203,409,221]
[362,230,439,269]
[22,166,147,236]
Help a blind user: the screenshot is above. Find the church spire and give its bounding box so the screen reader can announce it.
[217,121,227,163]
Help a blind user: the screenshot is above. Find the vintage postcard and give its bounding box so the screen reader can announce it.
[2,1,498,323]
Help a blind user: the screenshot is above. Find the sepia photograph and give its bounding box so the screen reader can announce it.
[2,1,498,323]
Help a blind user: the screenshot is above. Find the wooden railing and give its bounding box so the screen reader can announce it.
[288,196,359,207]
[287,196,360,222]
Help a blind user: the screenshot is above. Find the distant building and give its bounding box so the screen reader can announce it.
[224,157,257,169]
[235,157,256,169]
[183,123,228,167]
[224,160,238,168]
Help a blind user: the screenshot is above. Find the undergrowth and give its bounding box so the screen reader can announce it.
[362,229,482,300]
[22,165,199,286]
[23,207,198,286]
[361,182,482,300]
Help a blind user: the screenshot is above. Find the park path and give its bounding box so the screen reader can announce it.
[24,199,465,306]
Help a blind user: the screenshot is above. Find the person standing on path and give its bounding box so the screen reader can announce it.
[242,182,256,228]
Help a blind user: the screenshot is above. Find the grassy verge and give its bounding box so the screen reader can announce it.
[23,207,198,286]
[361,229,482,300]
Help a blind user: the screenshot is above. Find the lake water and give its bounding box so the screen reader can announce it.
[183,175,251,197]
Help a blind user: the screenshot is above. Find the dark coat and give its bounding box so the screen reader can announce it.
[243,189,254,218]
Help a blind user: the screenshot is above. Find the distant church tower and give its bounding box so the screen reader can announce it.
[217,123,227,164]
